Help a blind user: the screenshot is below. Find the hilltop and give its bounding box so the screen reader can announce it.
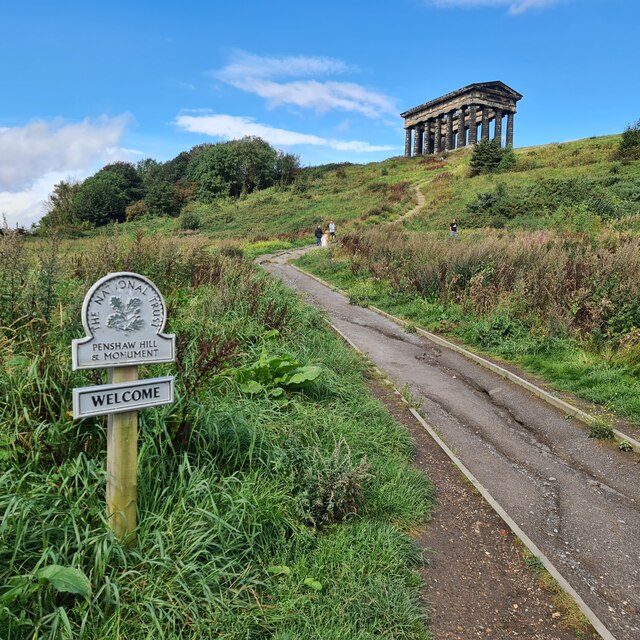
[34,132,639,251]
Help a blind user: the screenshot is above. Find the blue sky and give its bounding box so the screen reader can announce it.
[1,0,637,226]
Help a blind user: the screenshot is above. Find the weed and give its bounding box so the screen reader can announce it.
[399,383,422,410]
[587,418,616,440]
[294,439,373,527]
[618,439,634,452]
[524,554,545,570]
[518,544,591,635]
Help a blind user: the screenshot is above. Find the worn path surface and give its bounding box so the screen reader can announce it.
[261,249,640,640]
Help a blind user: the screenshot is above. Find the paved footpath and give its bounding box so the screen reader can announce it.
[261,250,640,640]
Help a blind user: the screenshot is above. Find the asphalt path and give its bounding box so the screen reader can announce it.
[261,249,640,640]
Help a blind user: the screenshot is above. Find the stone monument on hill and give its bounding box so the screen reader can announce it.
[401,81,523,157]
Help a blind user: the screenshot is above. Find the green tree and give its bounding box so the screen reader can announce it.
[619,118,640,160]
[497,146,517,172]
[161,151,192,184]
[232,137,278,194]
[470,139,508,175]
[187,137,279,200]
[71,172,130,226]
[275,151,301,186]
[39,180,81,232]
[97,161,144,203]
[145,180,182,216]
[469,140,518,176]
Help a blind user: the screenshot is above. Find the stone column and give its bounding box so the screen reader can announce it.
[494,109,503,146]
[414,123,424,156]
[458,107,466,147]
[468,104,478,145]
[404,128,412,158]
[506,112,515,147]
[424,119,434,155]
[434,115,443,154]
[445,110,455,151]
[481,108,490,141]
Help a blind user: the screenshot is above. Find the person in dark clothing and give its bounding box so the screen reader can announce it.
[449,218,459,239]
[315,225,323,245]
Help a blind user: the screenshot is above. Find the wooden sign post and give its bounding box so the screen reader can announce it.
[72,272,176,545]
[106,365,138,545]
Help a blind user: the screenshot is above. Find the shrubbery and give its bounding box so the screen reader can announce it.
[336,227,640,344]
[619,118,640,160]
[179,210,201,231]
[469,139,517,175]
[465,175,635,228]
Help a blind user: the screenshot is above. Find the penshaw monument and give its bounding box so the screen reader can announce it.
[401,81,522,157]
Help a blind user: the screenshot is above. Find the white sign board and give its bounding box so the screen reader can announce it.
[73,376,174,419]
[72,272,175,370]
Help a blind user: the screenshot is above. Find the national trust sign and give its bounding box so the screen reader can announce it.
[72,272,175,370]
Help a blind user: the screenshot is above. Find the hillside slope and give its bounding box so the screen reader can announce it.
[115,134,639,246]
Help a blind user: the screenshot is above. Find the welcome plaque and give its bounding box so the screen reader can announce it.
[72,272,175,370]
[73,376,175,419]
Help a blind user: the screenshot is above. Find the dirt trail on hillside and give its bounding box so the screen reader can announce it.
[402,180,426,220]
[261,248,640,640]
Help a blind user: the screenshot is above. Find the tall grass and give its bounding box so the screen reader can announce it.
[1,230,432,638]
[336,227,640,342]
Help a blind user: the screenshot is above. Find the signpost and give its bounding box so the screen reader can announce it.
[72,272,176,545]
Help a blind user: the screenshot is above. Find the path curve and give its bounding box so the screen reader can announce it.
[261,248,640,640]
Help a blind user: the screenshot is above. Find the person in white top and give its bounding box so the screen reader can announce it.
[328,220,336,240]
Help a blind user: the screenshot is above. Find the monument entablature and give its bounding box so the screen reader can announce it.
[401,81,522,157]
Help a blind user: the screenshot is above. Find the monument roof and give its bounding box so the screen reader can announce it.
[400,81,523,118]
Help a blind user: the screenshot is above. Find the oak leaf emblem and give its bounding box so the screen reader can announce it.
[106,296,145,335]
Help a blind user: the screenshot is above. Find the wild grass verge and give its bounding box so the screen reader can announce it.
[1,230,432,639]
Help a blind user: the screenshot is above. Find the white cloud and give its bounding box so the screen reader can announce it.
[0,116,130,192]
[215,50,396,118]
[0,116,132,227]
[0,171,79,229]
[430,0,562,13]
[175,114,395,153]
[237,79,396,118]
[217,50,352,82]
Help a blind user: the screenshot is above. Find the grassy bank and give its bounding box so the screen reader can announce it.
[0,231,432,639]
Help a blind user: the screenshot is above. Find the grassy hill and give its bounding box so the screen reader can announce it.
[407,134,640,235]
[106,133,640,250]
[114,158,426,251]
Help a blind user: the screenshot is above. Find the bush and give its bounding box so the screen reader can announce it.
[179,210,201,231]
[470,139,517,175]
[466,183,519,227]
[294,440,372,527]
[619,118,640,160]
[125,199,147,221]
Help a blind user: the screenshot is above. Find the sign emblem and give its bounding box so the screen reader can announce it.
[72,272,175,370]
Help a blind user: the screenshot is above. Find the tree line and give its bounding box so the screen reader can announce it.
[38,137,300,233]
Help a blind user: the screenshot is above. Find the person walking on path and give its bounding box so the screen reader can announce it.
[449,218,459,239]
[315,225,323,246]
[328,220,336,240]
